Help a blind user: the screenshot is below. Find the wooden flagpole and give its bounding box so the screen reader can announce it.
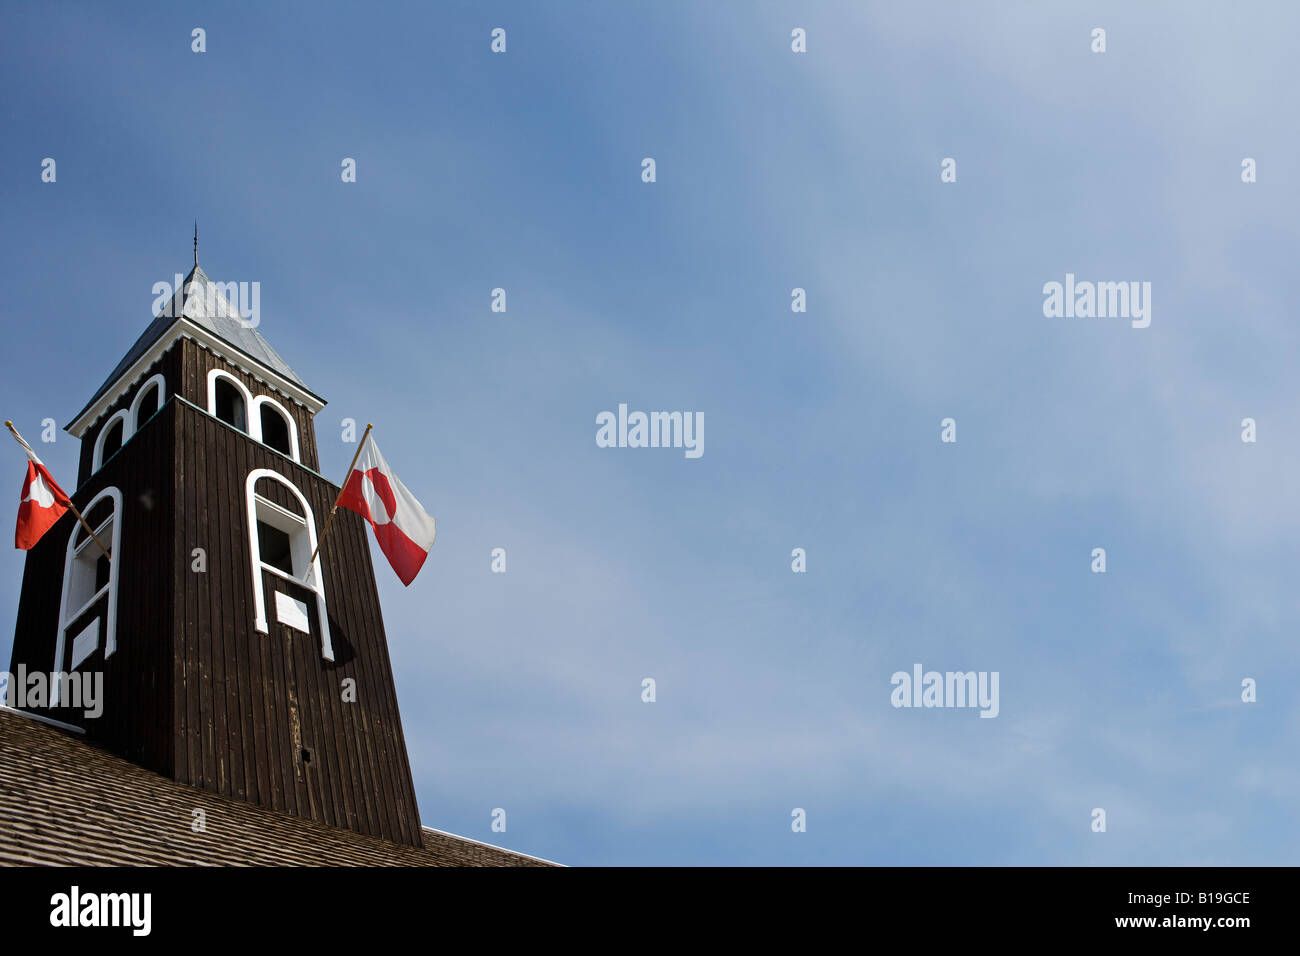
[304,423,372,580]
[5,420,111,559]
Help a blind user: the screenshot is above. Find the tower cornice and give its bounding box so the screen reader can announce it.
[66,319,326,437]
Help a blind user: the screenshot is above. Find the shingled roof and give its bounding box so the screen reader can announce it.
[0,708,555,867]
[68,263,319,429]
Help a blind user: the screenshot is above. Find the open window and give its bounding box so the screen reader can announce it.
[257,517,295,575]
[88,374,167,476]
[256,399,296,459]
[245,469,332,660]
[53,487,122,703]
[214,376,248,432]
[208,370,300,462]
[130,373,165,431]
[92,411,129,471]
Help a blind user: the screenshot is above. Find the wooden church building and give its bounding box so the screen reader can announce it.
[0,256,550,866]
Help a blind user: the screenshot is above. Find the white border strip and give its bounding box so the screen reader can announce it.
[420,826,565,867]
[0,703,87,734]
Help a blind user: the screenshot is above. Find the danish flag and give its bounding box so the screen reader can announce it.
[12,434,71,550]
[336,432,436,586]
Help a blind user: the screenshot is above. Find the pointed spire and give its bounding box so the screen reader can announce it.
[193,221,198,266]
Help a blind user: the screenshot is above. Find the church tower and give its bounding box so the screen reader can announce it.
[8,258,425,847]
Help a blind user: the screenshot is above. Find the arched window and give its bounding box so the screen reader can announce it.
[245,469,333,661]
[130,373,166,431]
[208,370,300,462]
[214,377,247,432]
[259,404,291,456]
[252,396,300,461]
[92,411,130,472]
[100,420,124,459]
[53,487,122,704]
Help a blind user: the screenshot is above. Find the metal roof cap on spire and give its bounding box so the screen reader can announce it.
[67,245,323,433]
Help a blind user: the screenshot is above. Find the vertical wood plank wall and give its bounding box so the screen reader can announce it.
[169,399,422,846]
[11,403,177,777]
[14,337,423,848]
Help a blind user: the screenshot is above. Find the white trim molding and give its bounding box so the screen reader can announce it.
[250,394,301,462]
[245,468,333,661]
[91,410,131,473]
[207,368,254,433]
[0,704,87,734]
[53,486,123,705]
[209,371,301,463]
[89,373,168,475]
[67,321,325,438]
[128,372,167,432]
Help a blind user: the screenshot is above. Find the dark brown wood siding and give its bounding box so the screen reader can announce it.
[15,339,423,848]
[10,401,177,778]
[170,399,421,846]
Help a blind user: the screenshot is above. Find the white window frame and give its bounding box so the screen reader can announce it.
[251,394,301,462]
[128,372,166,432]
[208,369,300,462]
[89,375,168,475]
[207,368,253,434]
[91,410,131,472]
[53,486,122,704]
[245,469,332,661]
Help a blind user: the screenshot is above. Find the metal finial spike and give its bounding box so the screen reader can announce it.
[193,221,198,266]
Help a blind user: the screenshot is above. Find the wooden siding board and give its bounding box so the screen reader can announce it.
[336,511,387,838]
[354,525,402,840]
[184,407,202,786]
[354,512,423,841]
[172,402,189,784]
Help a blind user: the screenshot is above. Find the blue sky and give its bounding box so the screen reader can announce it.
[2,1,1299,865]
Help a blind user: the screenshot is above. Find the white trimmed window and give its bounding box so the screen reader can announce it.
[53,487,122,703]
[252,395,300,461]
[129,372,166,431]
[208,369,251,433]
[209,369,300,462]
[89,375,168,475]
[92,410,130,471]
[245,469,332,661]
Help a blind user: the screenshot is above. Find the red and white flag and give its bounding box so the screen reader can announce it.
[336,432,436,586]
[13,436,71,550]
